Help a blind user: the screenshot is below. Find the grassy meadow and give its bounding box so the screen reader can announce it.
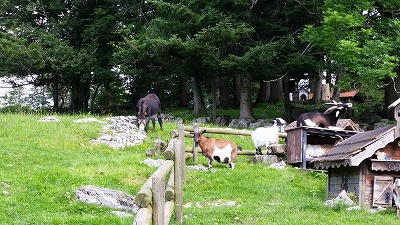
[0,109,397,224]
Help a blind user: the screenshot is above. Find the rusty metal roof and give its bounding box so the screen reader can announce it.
[313,125,395,163]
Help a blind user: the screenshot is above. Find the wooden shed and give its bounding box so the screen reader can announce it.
[313,99,400,208]
[285,119,359,169]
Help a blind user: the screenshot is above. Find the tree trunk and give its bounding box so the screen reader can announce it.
[311,73,322,104]
[219,76,231,109]
[90,84,101,113]
[52,78,59,112]
[70,77,91,112]
[104,81,115,112]
[212,80,217,122]
[191,76,206,116]
[233,74,241,107]
[239,73,256,121]
[255,80,269,104]
[384,67,400,120]
[269,79,283,103]
[178,76,189,107]
[283,75,292,121]
[331,72,342,102]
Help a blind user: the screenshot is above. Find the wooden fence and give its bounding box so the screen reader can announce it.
[133,124,186,225]
[133,123,286,224]
[169,123,287,162]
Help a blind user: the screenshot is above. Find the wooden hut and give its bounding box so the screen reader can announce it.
[285,119,359,169]
[313,99,400,208]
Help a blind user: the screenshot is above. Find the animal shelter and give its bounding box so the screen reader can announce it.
[313,99,400,208]
[285,119,359,169]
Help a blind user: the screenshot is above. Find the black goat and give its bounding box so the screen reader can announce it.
[296,102,352,128]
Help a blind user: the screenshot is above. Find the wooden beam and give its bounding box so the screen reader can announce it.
[165,170,174,201]
[132,205,152,225]
[134,160,174,208]
[164,200,175,225]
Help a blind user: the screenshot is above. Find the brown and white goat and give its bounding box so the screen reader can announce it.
[296,101,352,128]
[193,129,241,170]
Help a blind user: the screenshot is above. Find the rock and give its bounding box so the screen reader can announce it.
[142,158,165,167]
[324,190,354,208]
[270,144,286,155]
[250,155,279,164]
[193,117,210,124]
[91,116,147,149]
[145,149,154,156]
[215,115,232,126]
[268,161,287,169]
[229,119,252,129]
[75,185,138,213]
[346,206,361,211]
[248,119,274,129]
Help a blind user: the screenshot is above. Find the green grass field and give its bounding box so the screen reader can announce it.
[0,113,397,225]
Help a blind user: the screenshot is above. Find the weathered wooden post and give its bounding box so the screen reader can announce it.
[174,124,184,224]
[193,123,199,162]
[179,124,186,182]
[152,176,165,225]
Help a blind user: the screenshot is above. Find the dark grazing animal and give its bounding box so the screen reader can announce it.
[193,129,241,170]
[296,101,352,128]
[136,93,163,132]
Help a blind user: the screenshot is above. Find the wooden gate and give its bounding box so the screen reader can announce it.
[373,176,394,207]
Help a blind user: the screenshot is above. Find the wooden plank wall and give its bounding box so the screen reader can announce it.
[328,166,360,200]
[287,128,303,164]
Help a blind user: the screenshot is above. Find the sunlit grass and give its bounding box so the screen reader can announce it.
[0,111,397,225]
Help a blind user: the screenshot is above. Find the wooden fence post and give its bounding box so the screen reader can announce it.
[193,123,198,163]
[152,176,165,225]
[174,124,184,224]
[179,124,186,182]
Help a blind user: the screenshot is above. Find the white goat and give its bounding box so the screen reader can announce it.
[251,118,286,155]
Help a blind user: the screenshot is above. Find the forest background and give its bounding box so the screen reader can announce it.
[0,0,400,122]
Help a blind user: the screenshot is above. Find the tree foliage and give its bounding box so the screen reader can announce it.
[301,0,400,101]
[0,0,399,117]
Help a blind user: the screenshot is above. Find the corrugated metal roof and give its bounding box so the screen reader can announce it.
[313,125,395,162]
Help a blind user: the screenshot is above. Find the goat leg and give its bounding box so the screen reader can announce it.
[256,147,263,155]
[208,158,213,169]
[151,117,156,130]
[267,147,272,155]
